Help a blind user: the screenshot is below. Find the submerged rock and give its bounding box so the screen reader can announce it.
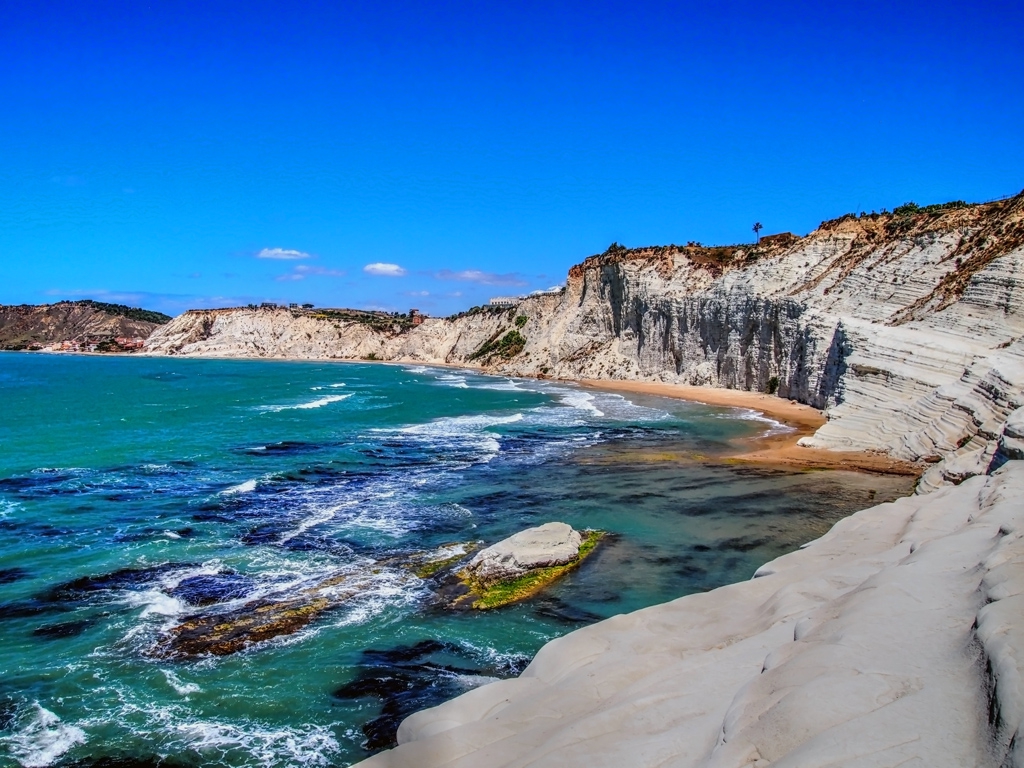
[32,618,95,639]
[335,639,529,753]
[167,572,254,606]
[154,569,369,658]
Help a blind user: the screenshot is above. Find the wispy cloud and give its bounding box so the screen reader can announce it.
[275,265,345,282]
[433,269,527,287]
[257,248,312,260]
[405,290,430,297]
[364,262,407,277]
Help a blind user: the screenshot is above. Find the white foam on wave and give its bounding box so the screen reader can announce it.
[156,561,225,592]
[310,383,346,391]
[256,394,351,413]
[221,478,258,495]
[556,390,605,417]
[124,589,186,619]
[434,373,469,389]
[168,719,341,768]
[277,497,355,544]
[0,499,18,520]
[74,676,341,768]
[324,570,425,630]
[456,639,533,675]
[715,407,795,436]
[471,377,536,392]
[162,670,201,696]
[398,411,524,436]
[390,412,525,465]
[2,704,87,768]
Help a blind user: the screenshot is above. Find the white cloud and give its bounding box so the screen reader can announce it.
[364,262,407,277]
[434,269,527,287]
[257,248,311,260]
[405,290,430,297]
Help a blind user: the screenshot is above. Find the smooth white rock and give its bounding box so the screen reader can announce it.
[462,522,583,585]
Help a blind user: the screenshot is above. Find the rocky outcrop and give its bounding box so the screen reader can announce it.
[461,522,583,585]
[354,460,1024,768]
[445,524,603,610]
[145,192,1024,491]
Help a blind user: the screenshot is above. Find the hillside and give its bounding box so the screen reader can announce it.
[0,300,172,351]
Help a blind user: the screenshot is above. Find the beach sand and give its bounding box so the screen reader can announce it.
[578,379,922,477]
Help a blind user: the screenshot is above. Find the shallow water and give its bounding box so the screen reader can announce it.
[0,354,914,767]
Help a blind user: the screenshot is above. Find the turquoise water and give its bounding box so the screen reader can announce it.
[0,354,914,767]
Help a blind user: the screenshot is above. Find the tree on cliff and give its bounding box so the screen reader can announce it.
[752,222,763,243]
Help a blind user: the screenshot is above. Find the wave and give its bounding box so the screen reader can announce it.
[310,383,347,391]
[221,479,258,496]
[433,373,469,389]
[556,390,604,417]
[3,704,87,768]
[162,670,202,697]
[0,499,18,520]
[256,394,352,413]
[715,407,795,436]
[398,411,524,436]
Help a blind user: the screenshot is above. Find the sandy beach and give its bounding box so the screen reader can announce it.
[578,379,923,476]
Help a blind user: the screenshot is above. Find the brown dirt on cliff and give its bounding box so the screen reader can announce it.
[567,236,804,283]
[0,300,169,350]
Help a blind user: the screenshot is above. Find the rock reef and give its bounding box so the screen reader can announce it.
[354,461,1024,768]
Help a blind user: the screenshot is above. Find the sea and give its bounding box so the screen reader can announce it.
[0,354,915,767]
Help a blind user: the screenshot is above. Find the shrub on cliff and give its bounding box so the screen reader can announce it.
[469,330,526,361]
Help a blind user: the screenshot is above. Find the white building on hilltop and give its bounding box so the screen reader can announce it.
[487,296,521,307]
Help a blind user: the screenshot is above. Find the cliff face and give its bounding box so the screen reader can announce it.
[145,192,1024,489]
[0,300,170,350]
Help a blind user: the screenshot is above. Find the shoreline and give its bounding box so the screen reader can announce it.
[578,378,923,477]
[12,349,921,476]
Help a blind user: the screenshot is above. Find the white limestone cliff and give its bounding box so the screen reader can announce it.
[144,193,1024,489]
[353,461,1024,768]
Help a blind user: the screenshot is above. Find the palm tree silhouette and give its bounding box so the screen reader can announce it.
[752,222,763,243]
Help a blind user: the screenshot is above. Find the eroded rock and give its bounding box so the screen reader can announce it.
[461,523,582,586]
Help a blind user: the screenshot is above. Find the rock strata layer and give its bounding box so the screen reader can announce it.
[354,461,1024,768]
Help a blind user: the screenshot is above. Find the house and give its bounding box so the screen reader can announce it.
[410,309,425,325]
[488,296,521,308]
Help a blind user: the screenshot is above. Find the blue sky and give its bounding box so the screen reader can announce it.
[1,0,1022,316]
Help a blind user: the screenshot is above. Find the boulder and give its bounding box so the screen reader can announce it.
[462,523,583,586]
